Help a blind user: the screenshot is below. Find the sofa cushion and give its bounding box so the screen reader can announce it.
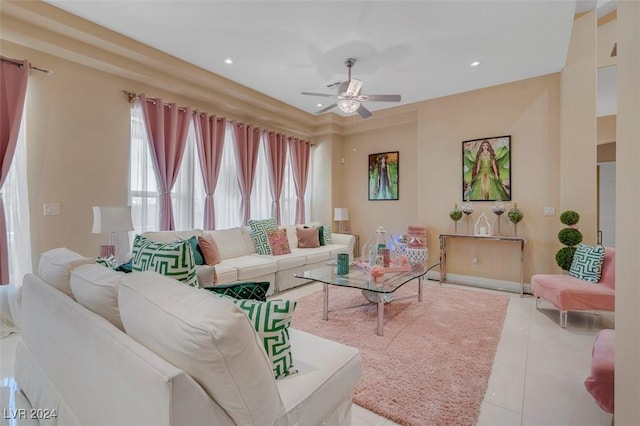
[276,329,362,424]
[296,227,320,248]
[249,219,278,255]
[232,298,297,379]
[531,273,615,311]
[38,247,94,299]
[205,228,252,260]
[132,235,198,287]
[267,228,291,255]
[283,225,299,249]
[70,264,126,330]
[142,230,204,243]
[256,252,307,271]
[203,281,269,301]
[570,243,605,283]
[197,235,221,265]
[210,262,239,284]
[119,272,284,425]
[222,256,278,280]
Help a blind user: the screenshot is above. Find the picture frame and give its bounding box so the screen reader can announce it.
[368,151,399,201]
[462,136,511,201]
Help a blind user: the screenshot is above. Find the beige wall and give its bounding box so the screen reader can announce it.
[597,114,616,143]
[560,11,598,245]
[416,74,562,281]
[615,1,640,423]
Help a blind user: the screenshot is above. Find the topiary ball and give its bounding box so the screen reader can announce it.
[558,228,583,246]
[560,210,580,226]
[449,210,463,221]
[555,246,577,271]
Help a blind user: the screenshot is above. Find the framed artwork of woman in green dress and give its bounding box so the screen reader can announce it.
[462,136,511,201]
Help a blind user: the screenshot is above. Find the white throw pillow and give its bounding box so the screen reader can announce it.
[38,248,94,299]
[118,271,284,425]
[70,264,126,330]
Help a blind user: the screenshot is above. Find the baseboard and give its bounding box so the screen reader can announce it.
[426,271,532,295]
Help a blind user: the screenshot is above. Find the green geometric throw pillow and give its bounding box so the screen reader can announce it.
[232,298,297,379]
[203,281,269,301]
[249,218,277,255]
[569,243,605,283]
[323,224,332,244]
[132,235,199,287]
[187,236,205,265]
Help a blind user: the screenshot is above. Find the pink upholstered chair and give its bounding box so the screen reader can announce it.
[531,247,615,327]
[585,329,614,414]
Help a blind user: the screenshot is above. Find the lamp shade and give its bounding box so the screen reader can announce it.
[333,207,350,221]
[92,206,134,234]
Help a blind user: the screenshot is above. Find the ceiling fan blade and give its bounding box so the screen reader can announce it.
[346,78,363,96]
[363,94,401,102]
[356,104,372,119]
[316,103,337,114]
[301,92,336,98]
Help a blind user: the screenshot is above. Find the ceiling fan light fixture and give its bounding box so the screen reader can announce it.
[337,99,360,113]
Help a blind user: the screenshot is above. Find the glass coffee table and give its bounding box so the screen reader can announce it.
[294,262,428,336]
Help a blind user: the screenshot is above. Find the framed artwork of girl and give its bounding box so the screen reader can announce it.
[462,136,511,201]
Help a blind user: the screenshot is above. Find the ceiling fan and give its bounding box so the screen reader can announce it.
[301,58,401,119]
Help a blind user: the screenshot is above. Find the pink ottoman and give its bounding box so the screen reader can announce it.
[584,329,614,414]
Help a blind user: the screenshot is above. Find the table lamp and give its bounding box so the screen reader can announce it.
[92,206,134,258]
[333,207,350,234]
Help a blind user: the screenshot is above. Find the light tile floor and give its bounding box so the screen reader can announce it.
[1,281,614,426]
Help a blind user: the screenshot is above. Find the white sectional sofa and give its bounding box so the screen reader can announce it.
[141,224,355,294]
[16,248,362,426]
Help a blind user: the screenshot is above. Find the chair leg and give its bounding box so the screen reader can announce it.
[536,297,542,310]
[592,311,602,328]
[560,310,568,328]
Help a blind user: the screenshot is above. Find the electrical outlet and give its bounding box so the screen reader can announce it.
[472,257,478,267]
[544,207,556,216]
[44,203,60,216]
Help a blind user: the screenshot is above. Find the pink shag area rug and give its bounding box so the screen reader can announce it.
[291,282,509,426]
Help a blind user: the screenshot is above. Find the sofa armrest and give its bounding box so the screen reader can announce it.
[331,233,355,254]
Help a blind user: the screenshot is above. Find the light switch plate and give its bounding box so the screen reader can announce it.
[544,207,555,216]
[44,203,60,216]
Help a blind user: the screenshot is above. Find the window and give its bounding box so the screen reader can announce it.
[129,100,159,233]
[1,103,32,286]
[129,103,309,231]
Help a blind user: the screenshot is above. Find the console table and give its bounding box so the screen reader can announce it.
[439,234,527,296]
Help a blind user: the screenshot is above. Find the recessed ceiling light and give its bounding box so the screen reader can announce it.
[316,103,323,107]
[224,58,233,65]
[470,61,481,67]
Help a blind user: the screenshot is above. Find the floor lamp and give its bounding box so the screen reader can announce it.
[92,206,134,259]
[333,207,350,234]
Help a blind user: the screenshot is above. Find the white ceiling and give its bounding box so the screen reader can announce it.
[44,1,607,117]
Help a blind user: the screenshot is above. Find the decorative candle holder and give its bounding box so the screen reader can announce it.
[461,202,474,234]
[491,200,506,235]
[449,204,463,234]
[507,202,524,237]
[474,213,492,236]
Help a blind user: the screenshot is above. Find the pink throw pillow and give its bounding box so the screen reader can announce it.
[267,229,291,256]
[296,227,320,248]
[198,235,221,265]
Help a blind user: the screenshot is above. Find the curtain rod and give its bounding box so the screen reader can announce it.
[122,89,314,144]
[1,57,53,75]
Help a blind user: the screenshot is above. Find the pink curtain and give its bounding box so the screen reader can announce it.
[140,94,191,231]
[193,113,226,230]
[232,123,260,226]
[288,138,311,224]
[264,131,288,225]
[0,57,29,285]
